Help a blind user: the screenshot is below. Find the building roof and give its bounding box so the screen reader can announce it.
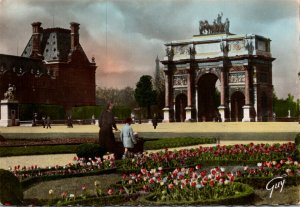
[0,54,51,77]
[21,27,90,63]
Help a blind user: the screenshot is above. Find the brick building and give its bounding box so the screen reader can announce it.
[0,22,97,114]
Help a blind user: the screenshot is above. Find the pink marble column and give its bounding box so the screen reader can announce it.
[165,73,169,107]
[244,66,250,105]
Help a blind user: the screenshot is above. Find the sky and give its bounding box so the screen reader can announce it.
[0,0,299,99]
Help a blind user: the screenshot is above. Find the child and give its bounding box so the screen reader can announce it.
[120,118,136,159]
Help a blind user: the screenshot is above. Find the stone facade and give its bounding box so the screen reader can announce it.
[0,22,97,112]
[161,33,275,122]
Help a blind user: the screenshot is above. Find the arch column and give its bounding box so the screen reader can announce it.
[163,70,174,122]
[218,67,227,122]
[185,71,193,122]
[242,65,254,122]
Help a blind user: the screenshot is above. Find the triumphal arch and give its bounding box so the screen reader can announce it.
[161,14,275,122]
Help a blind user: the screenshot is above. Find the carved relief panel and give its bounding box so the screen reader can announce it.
[228,72,245,84]
[173,74,188,87]
[228,41,245,51]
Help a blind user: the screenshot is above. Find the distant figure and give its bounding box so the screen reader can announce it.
[32,113,37,127]
[98,103,118,154]
[224,18,230,33]
[120,118,136,159]
[46,116,51,129]
[42,116,46,128]
[67,116,73,128]
[131,113,135,124]
[152,114,158,129]
[91,114,95,124]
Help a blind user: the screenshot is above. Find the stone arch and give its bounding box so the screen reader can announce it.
[175,93,187,122]
[197,73,220,121]
[230,91,245,121]
[196,68,221,84]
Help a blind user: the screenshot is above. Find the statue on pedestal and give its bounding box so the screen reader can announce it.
[3,84,16,101]
[199,13,230,35]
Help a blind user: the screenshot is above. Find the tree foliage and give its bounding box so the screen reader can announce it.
[96,86,137,109]
[134,75,157,118]
[273,92,300,117]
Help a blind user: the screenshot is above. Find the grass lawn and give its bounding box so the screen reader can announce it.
[0,137,216,157]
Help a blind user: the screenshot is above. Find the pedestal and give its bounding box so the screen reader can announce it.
[185,107,193,122]
[218,105,227,122]
[242,105,253,122]
[163,107,173,122]
[0,99,19,127]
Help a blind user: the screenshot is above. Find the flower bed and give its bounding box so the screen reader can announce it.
[118,143,296,172]
[9,156,116,189]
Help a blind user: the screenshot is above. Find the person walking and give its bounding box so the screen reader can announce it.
[120,118,136,159]
[98,103,118,154]
[152,113,158,129]
[67,116,73,128]
[41,116,46,128]
[46,116,51,129]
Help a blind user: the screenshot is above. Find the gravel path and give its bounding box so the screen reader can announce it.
[0,140,290,170]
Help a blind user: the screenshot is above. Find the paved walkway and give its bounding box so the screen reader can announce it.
[0,122,298,170]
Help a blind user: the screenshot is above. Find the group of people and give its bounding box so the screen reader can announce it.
[98,102,159,159]
[41,116,51,128]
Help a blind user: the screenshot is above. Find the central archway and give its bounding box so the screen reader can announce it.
[230,91,245,121]
[197,73,220,121]
[175,93,187,122]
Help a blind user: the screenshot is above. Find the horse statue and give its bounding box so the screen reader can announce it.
[3,84,16,101]
[199,13,230,35]
[199,20,212,35]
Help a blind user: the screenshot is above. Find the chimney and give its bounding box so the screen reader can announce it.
[70,22,80,51]
[31,22,42,58]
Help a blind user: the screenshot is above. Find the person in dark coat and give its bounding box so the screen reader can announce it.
[67,116,73,128]
[98,103,118,154]
[152,113,158,129]
[46,116,51,129]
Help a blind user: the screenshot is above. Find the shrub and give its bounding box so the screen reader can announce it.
[19,104,65,120]
[76,144,106,160]
[71,106,102,119]
[0,169,23,205]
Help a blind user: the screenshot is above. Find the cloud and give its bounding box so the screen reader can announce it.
[0,0,299,98]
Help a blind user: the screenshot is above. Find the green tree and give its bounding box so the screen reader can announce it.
[273,92,300,118]
[134,75,157,119]
[96,87,137,109]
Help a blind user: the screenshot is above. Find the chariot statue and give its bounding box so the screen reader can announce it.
[199,13,230,35]
[3,84,16,101]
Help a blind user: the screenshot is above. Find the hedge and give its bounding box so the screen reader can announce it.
[19,104,65,120]
[55,193,141,206]
[21,168,116,190]
[235,176,300,189]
